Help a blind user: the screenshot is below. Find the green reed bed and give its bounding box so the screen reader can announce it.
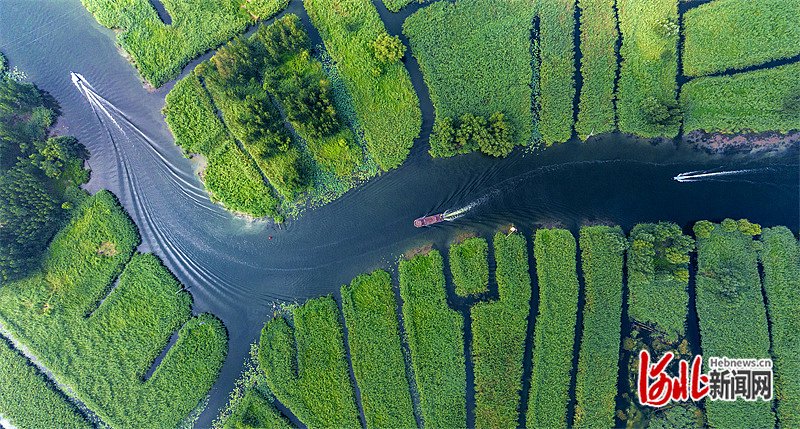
[682,0,800,77]
[259,296,360,428]
[680,62,800,134]
[471,232,531,429]
[573,226,626,428]
[527,228,579,429]
[449,237,489,297]
[222,388,293,429]
[0,337,92,429]
[616,0,680,138]
[627,222,693,342]
[693,219,774,429]
[341,270,416,428]
[575,0,618,139]
[304,0,421,170]
[0,191,228,429]
[403,0,534,153]
[399,250,466,428]
[760,227,800,428]
[535,0,576,145]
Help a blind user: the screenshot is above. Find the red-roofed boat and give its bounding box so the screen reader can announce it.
[414,213,445,227]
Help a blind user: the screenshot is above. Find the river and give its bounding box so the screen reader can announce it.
[0,0,798,427]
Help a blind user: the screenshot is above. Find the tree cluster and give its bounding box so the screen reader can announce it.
[430,112,513,158]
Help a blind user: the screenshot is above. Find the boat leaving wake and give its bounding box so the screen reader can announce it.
[673,168,768,182]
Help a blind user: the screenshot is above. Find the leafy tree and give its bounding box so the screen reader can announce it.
[641,96,682,129]
[30,136,87,179]
[372,32,405,65]
[429,116,456,157]
[477,112,514,157]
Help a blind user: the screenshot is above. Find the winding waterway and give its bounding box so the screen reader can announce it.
[1,0,798,427]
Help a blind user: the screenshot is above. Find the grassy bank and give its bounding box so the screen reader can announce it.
[617,0,680,138]
[694,219,774,428]
[683,0,800,77]
[528,229,579,429]
[341,271,416,428]
[575,0,618,139]
[760,227,800,428]
[574,226,625,428]
[449,237,489,297]
[471,232,531,428]
[680,62,800,134]
[305,0,421,170]
[258,296,360,428]
[399,250,466,428]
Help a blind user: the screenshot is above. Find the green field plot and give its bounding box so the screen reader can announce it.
[527,228,579,429]
[404,0,534,154]
[399,250,466,428]
[305,0,421,170]
[0,191,228,429]
[681,62,800,134]
[258,296,360,428]
[449,237,489,296]
[576,0,618,139]
[574,226,626,428]
[471,232,531,429]
[693,219,774,428]
[683,0,800,77]
[760,227,800,428]
[221,387,293,429]
[617,0,680,138]
[341,271,416,428]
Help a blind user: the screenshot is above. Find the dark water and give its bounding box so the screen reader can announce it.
[1,0,798,427]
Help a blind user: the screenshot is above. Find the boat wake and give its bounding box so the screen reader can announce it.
[673,168,769,183]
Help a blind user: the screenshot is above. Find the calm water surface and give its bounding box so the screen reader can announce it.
[1,0,798,426]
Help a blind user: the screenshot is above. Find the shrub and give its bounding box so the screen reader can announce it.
[341,271,416,428]
[372,32,405,65]
[683,0,800,77]
[399,250,466,428]
[429,112,514,158]
[528,228,579,429]
[258,296,360,428]
[449,237,489,296]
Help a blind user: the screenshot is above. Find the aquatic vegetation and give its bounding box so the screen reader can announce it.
[403,0,534,151]
[575,0,618,140]
[304,0,421,171]
[399,250,466,428]
[616,0,680,138]
[527,228,579,429]
[0,191,228,429]
[164,72,283,219]
[759,227,800,428]
[682,0,800,77]
[693,219,774,428]
[627,222,693,342]
[0,337,92,429]
[449,237,489,297]
[534,0,576,145]
[680,62,800,134]
[471,232,531,429]
[80,0,288,87]
[258,296,360,428]
[222,388,292,429]
[574,226,626,428]
[341,270,416,428]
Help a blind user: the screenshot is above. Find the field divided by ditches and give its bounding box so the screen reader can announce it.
[0,191,228,429]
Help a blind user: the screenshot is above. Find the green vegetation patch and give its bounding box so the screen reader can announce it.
[449,237,489,297]
[81,0,288,87]
[0,337,92,429]
[258,296,360,428]
[404,0,534,152]
[527,228,579,429]
[222,388,292,429]
[576,0,618,139]
[574,226,626,428]
[760,227,800,428]
[0,191,228,429]
[399,250,466,428]
[693,219,774,428]
[305,0,421,170]
[471,232,531,428]
[341,270,416,428]
[680,62,800,134]
[534,0,576,145]
[627,222,693,342]
[683,0,800,77]
[617,0,680,138]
